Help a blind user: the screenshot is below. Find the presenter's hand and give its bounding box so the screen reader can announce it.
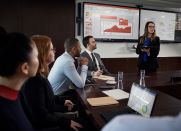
[144,48,150,53]
[141,48,150,53]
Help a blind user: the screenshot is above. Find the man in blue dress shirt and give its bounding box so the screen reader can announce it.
[48,37,89,95]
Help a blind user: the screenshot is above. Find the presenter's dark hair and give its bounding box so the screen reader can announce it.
[0,32,33,77]
[83,35,93,48]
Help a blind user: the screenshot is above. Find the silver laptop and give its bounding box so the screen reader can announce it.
[101,83,157,121]
[128,83,156,117]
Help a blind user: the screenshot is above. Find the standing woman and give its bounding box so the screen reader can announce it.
[136,21,160,74]
[20,35,82,131]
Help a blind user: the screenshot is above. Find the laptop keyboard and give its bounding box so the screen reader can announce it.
[101,106,138,122]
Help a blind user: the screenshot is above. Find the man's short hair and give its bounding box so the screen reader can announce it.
[64,37,79,52]
[0,32,33,77]
[82,35,93,48]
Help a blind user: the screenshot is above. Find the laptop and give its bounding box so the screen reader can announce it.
[101,83,157,122]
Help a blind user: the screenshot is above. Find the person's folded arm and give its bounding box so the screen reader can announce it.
[136,37,145,55]
[64,60,88,88]
[54,95,66,104]
[25,78,70,128]
[98,56,110,75]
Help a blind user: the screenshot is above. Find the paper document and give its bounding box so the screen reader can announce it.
[102,89,129,100]
[93,75,115,81]
[87,97,119,106]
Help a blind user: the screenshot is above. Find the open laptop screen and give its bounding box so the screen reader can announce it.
[127,83,156,117]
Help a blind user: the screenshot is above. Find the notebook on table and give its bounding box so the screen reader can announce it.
[101,83,157,122]
[87,96,119,106]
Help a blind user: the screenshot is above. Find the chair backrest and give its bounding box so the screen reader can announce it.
[19,87,34,123]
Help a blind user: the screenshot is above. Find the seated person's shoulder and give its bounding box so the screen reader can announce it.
[94,52,101,57]
[80,51,87,56]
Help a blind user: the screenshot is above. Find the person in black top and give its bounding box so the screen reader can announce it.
[20,35,83,131]
[0,31,39,131]
[136,21,160,74]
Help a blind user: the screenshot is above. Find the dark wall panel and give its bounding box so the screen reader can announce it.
[102,57,181,74]
[0,0,75,57]
[0,1,22,32]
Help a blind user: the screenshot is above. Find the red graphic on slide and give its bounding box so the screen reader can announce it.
[101,15,117,20]
[104,25,131,33]
[119,18,128,26]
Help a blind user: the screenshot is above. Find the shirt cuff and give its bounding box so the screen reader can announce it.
[91,71,94,76]
[81,65,88,70]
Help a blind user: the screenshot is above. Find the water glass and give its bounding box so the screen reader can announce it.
[117,71,123,89]
[140,70,145,87]
[140,70,145,78]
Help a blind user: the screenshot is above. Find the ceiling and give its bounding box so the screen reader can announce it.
[98,0,181,9]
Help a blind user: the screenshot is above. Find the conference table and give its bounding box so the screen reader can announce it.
[76,70,181,130]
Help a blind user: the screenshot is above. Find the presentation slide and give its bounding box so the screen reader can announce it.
[140,9,176,41]
[84,3,139,40]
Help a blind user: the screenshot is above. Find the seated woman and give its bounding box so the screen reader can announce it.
[20,35,82,131]
[0,32,38,131]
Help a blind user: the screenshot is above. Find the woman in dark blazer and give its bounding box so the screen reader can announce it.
[136,21,160,74]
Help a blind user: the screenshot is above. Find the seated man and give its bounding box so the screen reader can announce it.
[102,113,181,131]
[48,37,89,95]
[81,35,110,78]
